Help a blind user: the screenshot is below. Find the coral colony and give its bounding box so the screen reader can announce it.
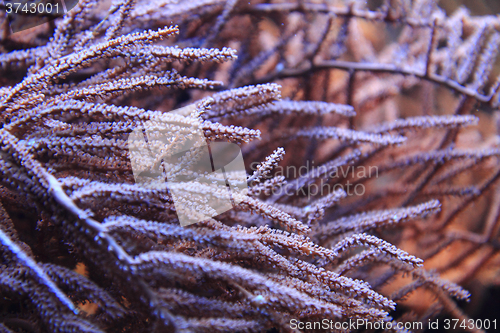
[0,0,499,332]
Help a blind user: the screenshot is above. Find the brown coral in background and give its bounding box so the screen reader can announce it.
[0,0,499,332]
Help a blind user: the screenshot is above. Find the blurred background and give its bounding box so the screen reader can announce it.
[439,0,500,16]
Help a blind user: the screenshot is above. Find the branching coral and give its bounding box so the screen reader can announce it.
[0,0,499,332]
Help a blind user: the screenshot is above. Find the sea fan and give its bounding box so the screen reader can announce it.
[0,0,499,332]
